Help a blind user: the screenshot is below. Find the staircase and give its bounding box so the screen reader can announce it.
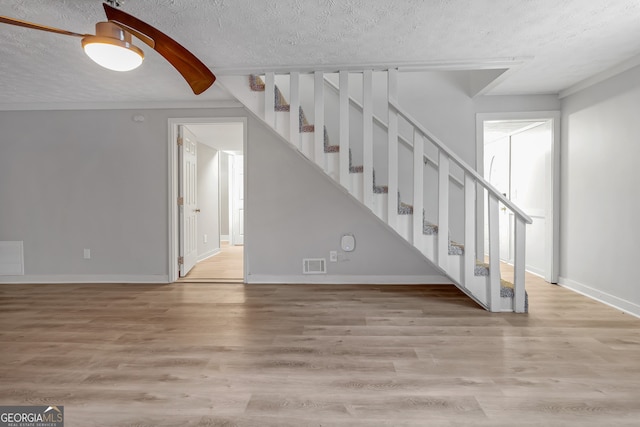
[219,70,532,313]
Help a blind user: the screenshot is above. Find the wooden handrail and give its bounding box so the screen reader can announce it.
[389,99,533,224]
[323,76,465,188]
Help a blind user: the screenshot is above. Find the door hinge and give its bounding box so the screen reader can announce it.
[177,136,184,146]
[178,256,184,265]
[177,196,184,206]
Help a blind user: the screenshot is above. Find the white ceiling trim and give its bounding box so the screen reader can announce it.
[0,100,243,112]
[559,52,640,99]
[212,58,530,75]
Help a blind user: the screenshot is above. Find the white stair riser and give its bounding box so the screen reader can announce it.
[275,111,291,141]
[501,297,515,312]
[351,173,364,203]
[421,234,436,263]
[326,152,339,180]
[447,254,463,283]
[300,132,314,160]
[397,214,413,244]
[372,193,388,222]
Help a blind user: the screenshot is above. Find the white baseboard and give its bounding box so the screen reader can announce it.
[0,274,169,284]
[559,276,640,319]
[197,248,220,262]
[246,274,452,285]
[525,265,545,279]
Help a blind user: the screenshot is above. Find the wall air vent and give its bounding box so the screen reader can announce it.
[303,258,326,274]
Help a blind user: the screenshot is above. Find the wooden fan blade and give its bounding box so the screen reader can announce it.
[0,15,87,38]
[103,3,215,95]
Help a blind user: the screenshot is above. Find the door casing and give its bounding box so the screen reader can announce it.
[476,111,560,283]
[168,117,248,283]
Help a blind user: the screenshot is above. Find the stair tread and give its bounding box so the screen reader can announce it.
[323,127,340,153]
[500,280,529,312]
[373,185,389,194]
[475,262,490,276]
[249,75,265,91]
[423,220,439,235]
[397,192,413,215]
[245,73,526,313]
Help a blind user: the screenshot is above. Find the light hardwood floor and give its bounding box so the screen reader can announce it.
[1,270,639,426]
[179,242,243,282]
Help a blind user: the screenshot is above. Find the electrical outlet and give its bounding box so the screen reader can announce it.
[83,248,91,259]
[329,250,338,262]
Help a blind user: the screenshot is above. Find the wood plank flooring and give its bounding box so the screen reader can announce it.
[1,270,639,426]
[179,242,243,282]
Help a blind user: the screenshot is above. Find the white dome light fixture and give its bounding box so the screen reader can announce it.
[82,21,143,72]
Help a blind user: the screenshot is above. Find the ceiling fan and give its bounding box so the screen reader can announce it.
[0,0,215,95]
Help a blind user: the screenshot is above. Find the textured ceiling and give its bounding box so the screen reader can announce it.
[1,0,640,107]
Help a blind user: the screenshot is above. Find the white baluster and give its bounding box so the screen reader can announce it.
[437,152,449,269]
[514,217,527,313]
[289,72,300,149]
[464,173,476,291]
[413,130,424,247]
[363,70,373,209]
[488,193,501,311]
[339,70,350,189]
[387,69,399,230]
[264,72,275,127]
[314,71,325,169]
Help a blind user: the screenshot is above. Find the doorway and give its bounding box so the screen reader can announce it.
[168,117,247,283]
[476,112,560,283]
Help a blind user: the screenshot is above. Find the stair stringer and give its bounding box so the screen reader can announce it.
[218,74,500,310]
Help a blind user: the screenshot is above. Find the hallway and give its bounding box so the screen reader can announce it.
[179,242,243,282]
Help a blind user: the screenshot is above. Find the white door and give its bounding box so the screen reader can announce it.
[231,154,244,245]
[484,137,512,262]
[179,126,199,276]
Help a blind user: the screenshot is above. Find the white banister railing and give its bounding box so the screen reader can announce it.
[463,173,476,289]
[412,130,424,246]
[387,69,399,230]
[514,217,527,312]
[437,152,450,269]
[264,72,275,127]
[488,194,501,310]
[389,99,533,224]
[362,70,374,209]
[289,71,300,149]
[323,75,464,189]
[314,71,325,169]
[389,98,531,313]
[237,69,531,313]
[338,70,350,190]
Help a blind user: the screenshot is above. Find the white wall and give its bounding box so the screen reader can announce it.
[245,117,447,283]
[0,107,245,283]
[196,142,220,260]
[0,105,447,284]
[560,65,640,315]
[0,71,565,286]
